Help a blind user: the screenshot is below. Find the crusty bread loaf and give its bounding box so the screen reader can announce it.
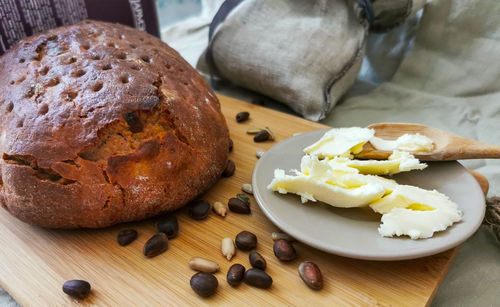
[0,20,229,228]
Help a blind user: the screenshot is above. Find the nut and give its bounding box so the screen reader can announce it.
[271,232,295,242]
[227,264,245,287]
[221,238,236,261]
[246,128,263,134]
[244,268,273,289]
[273,239,297,262]
[190,272,218,297]
[254,130,270,142]
[156,215,179,239]
[298,261,323,290]
[62,280,91,299]
[256,149,265,158]
[229,139,233,152]
[264,127,275,140]
[241,183,253,195]
[235,231,257,251]
[236,193,250,204]
[228,197,251,214]
[189,257,220,273]
[222,160,236,177]
[212,201,227,217]
[117,229,138,246]
[249,250,266,270]
[143,233,168,258]
[236,111,250,123]
[188,199,211,220]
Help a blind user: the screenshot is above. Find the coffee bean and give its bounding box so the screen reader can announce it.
[227,264,245,287]
[143,233,168,258]
[236,111,250,123]
[244,268,272,289]
[236,193,250,204]
[190,272,218,297]
[222,160,235,177]
[254,130,270,142]
[273,239,297,261]
[299,261,323,290]
[249,250,267,270]
[124,111,143,133]
[241,183,253,195]
[188,199,211,220]
[62,280,91,299]
[117,229,138,246]
[235,231,257,251]
[156,215,178,239]
[228,198,250,214]
[228,139,233,152]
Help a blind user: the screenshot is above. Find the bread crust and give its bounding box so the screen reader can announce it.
[0,20,229,228]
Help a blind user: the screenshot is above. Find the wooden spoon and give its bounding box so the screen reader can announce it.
[355,122,500,161]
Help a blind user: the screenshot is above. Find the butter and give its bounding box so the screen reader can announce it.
[268,156,386,208]
[301,155,398,192]
[370,185,462,239]
[370,133,434,152]
[268,127,460,240]
[303,127,374,158]
[301,154,358,176]
[330,150,427,175]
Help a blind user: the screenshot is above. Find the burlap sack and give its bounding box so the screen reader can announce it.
[198,0,426,121]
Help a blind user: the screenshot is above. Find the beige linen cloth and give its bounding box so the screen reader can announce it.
[324,1,500,305]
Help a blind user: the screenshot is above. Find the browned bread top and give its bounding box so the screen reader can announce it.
[0,20,229,228]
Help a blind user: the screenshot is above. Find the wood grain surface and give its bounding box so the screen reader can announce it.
[0,95,483,306]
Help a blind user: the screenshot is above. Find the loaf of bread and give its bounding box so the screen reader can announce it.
[0,20,230,228]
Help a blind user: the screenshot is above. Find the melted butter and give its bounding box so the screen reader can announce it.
[407,203,435,211]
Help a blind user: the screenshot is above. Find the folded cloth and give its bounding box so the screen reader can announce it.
[370,0,427,31]
[198,0,369,121]
[198,0,425,121]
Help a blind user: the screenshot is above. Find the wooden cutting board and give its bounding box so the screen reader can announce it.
[0,95,474,306]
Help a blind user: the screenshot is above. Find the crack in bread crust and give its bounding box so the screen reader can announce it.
[153,74,191,148]
[3,154,76,185]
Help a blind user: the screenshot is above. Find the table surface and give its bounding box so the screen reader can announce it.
[0,95,463,306]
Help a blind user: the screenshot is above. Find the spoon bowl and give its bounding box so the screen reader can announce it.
[355,123,500,161]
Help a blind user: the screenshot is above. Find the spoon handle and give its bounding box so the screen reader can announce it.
[426,141,500,160]
[457,143,500,159]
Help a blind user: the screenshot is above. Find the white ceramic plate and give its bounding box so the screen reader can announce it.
[252,130,486,261]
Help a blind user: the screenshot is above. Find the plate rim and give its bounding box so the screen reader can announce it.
[252,129,486,261]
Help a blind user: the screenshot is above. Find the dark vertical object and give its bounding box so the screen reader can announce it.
[0,0,160,55]
[205,0,245,84]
